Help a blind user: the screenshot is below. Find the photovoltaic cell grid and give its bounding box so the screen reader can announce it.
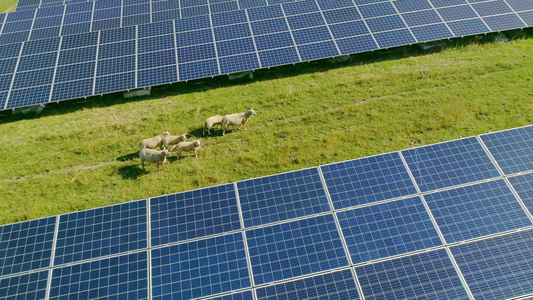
[54,200,147,266]
[356,249,470,300]
[424,179,532,243]
[236,167,330,227]
[0,216,55,277]
[150,183,241,246]
[321,152,417,209]
[481,125,533,174]
[451,228,533,300]
[49,251,149,300]
[401,137,501,192]
[256,269,360,300]
[0,0,532,110]
[246,214,348,285]
[151,233,250,300]
[1,125,533,299]
[337,196,442,263]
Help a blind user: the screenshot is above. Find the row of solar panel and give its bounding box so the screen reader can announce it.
[1,126,532,277]
[0,0,307,43]
[1,0,532,110]
[2,0,532,47]
[2,227,533,300]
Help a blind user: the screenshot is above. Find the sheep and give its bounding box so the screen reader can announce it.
[170,139,201,158]
[139,131,170,150]
[161,133,187,150]
[222,108,257,136]
[203,115,224,136]
[139,148,172,172]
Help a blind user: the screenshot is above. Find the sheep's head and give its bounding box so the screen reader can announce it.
[247,108,257,116]
[162,149,172,156]
[194,140,201,147]
[180,133,187,141]
[162,131,171,136]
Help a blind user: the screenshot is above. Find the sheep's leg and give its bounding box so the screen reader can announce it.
[141,160,146,172]
[194,150,198,158]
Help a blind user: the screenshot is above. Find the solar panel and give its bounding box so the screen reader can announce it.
[401,137,501,192]
[151,233,251,300]
[0,0,531,110]
[150,184,241,247]
[54,200,147,265]
[451,229,533,300]
[236,167,330,227]
[0,270,49,299]
[49,251,149,300]
[356,249,470,299]
[255,269,361,299]
[321,152,417,209]
[508,173,533,215]
[337,196,442,263]
[481,125,533,174]
[424,179,532,243]
[246,214,348,285]
[2,125,533,299]
[0,216,56,277]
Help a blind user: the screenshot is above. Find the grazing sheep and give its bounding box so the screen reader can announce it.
[203,115,224,136]
[161,133,187,150]
[170,139,201,158]
[139,131,170,150]
[222,108,257,136]
[139,148,172,172]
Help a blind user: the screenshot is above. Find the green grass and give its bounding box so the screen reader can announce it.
[0,0,17,14]
[1,32,533,225]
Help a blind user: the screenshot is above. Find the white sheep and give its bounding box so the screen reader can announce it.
[161,133,187,150]
[222,108,257,136]
[203,115,224,136]
[139,148,172,172]
[139,131,170,150]
[170,139,201,158]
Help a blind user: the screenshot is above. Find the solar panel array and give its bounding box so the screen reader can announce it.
[2,124,533,299]
[0,0,532,110]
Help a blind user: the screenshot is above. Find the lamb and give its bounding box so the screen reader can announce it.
[170,139,201,158]
[203,115,224,136]
[222,108,257,136]
[139,131,170,150]
[139,148,172,172]
[161,133,187,150]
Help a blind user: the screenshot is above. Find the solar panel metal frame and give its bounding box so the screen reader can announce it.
[0,0,532,110]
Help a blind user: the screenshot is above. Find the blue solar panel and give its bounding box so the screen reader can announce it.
[357,249,469,299]
[402,137,501,192]
[297,40,339,61]
[508,173,533,216]
[258,46,300,67]
[210,290,254,300]
[54,200,147,265]
[451,229,533,300]
[411,23,454,42]
[481,126,533,175]
[237,168,330,228]
[49,251,149,300]
[151,233,251,300]
[0,216,55,277]
[256,269,360,299]
[247,214,348,285]
[0,270,48,300]
[150,184,240,246]
[321,152,417,209]
[424,179,532,243]
[338,196,442,263]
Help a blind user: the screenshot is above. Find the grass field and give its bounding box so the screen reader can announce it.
[0,0,17,14]
[0,31,532,225]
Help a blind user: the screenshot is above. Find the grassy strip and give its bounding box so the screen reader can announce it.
[1,32,532,224]
[0,0,17,14]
